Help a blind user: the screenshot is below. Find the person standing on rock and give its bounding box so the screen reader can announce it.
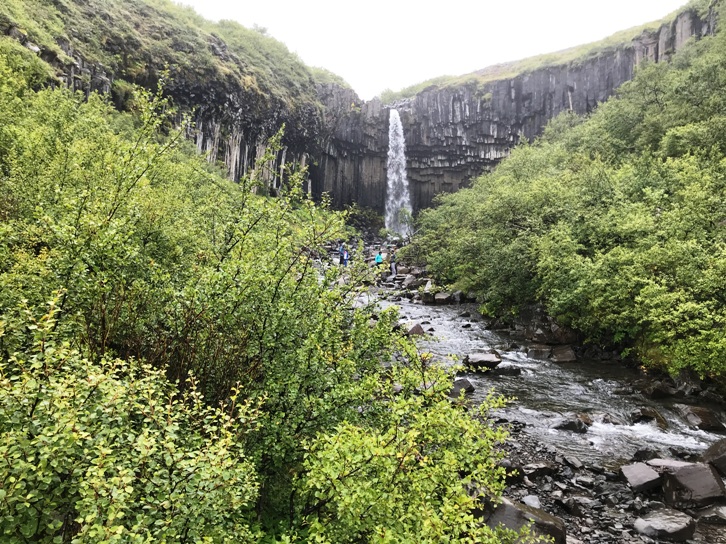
[343,248,349,266]
[375,250,383,265]
[390,248,397,276]
[338,243,345,266]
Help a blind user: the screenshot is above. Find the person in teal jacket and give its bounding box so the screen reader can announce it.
[375,250,383,265]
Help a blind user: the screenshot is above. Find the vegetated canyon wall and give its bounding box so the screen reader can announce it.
[311,6,717,213]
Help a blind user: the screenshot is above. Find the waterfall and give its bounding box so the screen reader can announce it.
[385,109,412,236]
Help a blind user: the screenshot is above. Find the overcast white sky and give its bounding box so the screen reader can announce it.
[176,0,690,100]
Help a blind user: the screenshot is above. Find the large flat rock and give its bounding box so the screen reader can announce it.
[663,463,726,507]
[486,498,566,544]
[621,462,662,493]
[464,351,502,371]
[634,508,695,541]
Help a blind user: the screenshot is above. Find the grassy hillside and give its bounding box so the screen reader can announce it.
[0,0,350,108]
[380,0,712,103]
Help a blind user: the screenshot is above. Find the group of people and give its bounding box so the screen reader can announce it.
[338,244,398,276]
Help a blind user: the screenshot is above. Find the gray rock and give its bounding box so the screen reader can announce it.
[663,462,726,507]
[489,365,522,377]
[485,498,566,544]
[523,462,557,479]
[434,291,453,304]
[527,345,552,360]
[631,407,668,430]
[563,496,600,517]
[522,495,542,509]
[634,508,695,541]
[402,274,426,289]
[449,378,475,398]
[675,404,725,432]
[621,462,662,493]
[464,351,502,371]
[552,416,588,434]
[405,323,425,336]
[563,455,583,469]
[641,380,679,399]
[696,505,726,524]
[647,458,693,472]
[550,345,577,363]
[701,438,726,476]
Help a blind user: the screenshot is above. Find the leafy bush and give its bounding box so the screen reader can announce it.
[0,298,261,542]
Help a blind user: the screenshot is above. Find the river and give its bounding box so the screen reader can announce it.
[371,294,725,470]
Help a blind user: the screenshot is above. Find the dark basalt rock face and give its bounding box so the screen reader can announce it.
[311,7,717,213]
[4,2,717,213]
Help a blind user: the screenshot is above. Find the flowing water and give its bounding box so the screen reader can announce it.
[370,295,725,469]
[385,109,412,236]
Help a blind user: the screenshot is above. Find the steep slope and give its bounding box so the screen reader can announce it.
[0,0,342,183]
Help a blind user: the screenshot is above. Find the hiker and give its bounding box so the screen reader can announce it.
[375,250,383,265]
[338,243,345,265]
[390,248,397,276]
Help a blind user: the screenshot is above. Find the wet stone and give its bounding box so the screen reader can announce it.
[697,505,726,525]
[449,378,475,398]
[634,508,696,542]
[527,345,552,360]
[663,462,726,507]
[405,322,425,336]
[701,438,726,476]
[621,463,662,493]
[675,404,725,432]
[552,416,588,434]
[551,345,577,363]
[464,351,502,371]
[485,498,566,544]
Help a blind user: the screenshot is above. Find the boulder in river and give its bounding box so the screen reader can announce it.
[489,365,523,377]
[701,438,726,476]
[449,378,475,398]
[402,275,426,289]
[621,462,662,492]
[662,462,726,507]
[552,416,588,434]
[405,322,425,337]
[674,404,725,432]
[550,345,577,363]
[527,345,552,360]
[485,498,566,543]
[631,407,668,430]
[641,380,680,399]
[434,291,453,304]
[634,508,695,541]
[464,351,502,371]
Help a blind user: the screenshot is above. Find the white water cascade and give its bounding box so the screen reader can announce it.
[385,109,412,236]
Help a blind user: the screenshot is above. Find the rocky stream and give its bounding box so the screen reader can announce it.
[347,245,726,544]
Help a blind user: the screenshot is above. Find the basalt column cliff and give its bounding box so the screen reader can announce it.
[311,6,716,213]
